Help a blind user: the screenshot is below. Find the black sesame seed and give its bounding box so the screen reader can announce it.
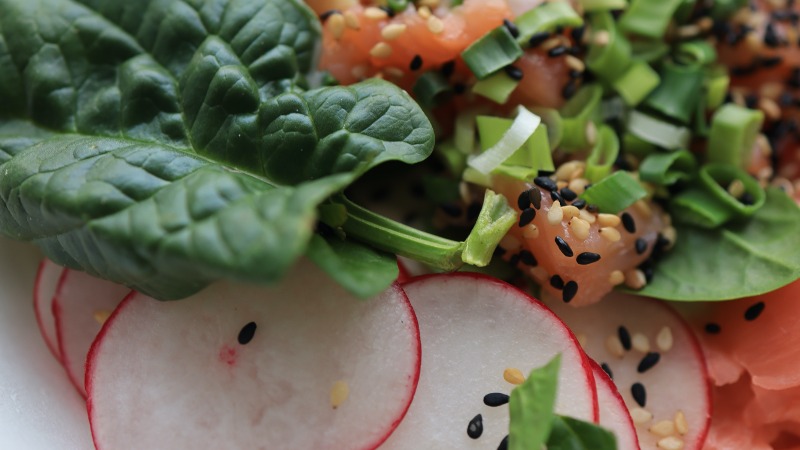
[618,326,632,351]
[237,322,257,345]
[550,275,565,289]
[562,281,578,303]
[530,187,542,209]
[467,202,482,221]
[528,31,550,47]
[319,9,341,21]
[494,246,507,258]
[441,60,456,78]
[410,54,423,71]
[631,382,647,407]
[453,83,467,94]
[569,69,583,79]
[739,192,755,205]
[621,212,636,233]
[519,208,536,227]
[705,322,722,334]
[600,362,613,379]
[555,236,574,257]
[576,252,601,265]
[637,352,661,373]
[517,190,532,209]
[519,250,538,266]
[572,199,587,210]
[571,26,585,43]
[745,94,758,109]
[550,190,565,205]
[508,253,520,267]
[534,176,558,192]
[744,301,765,321]
[635,238,648,255]
[378,5,395,17]
[780,91,795,106]
[503,19,520,38]
[761,55,783,67]
[484,392,510,407]
[504,65,524,81]
[440,203,462,218]
[467,414,483,439]
[548,45,568,57]
[731,63,757,77]
[498,435,509,450]
[586,203,598,213]
[537,169,556,177]
[764,22,780,47]
[560,188,578,201]
[562,80,578,100]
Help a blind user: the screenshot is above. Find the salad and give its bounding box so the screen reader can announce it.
[0,0,799,448]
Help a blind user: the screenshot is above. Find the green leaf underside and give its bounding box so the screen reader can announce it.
[639,188,800,301]
[508,355,560,450]
[0,0,433,299]
[547,416,617,450]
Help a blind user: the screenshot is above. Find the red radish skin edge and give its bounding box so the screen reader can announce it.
[85,284,422,450]
[401,272,601,423]
[589,360,640,450]
[52,269,79,396]
[33,259,62,361]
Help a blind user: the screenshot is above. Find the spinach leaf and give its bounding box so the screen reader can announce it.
[508,355,560,450]
[0,0,433,299]
[547,416,617,450]
[641,188,800,301]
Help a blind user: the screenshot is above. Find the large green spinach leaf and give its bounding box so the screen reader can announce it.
[640,188,800,301]
[0,0,434,299]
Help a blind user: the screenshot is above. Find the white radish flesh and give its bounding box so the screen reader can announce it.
[33,259,64,361]
[87,259,420,450]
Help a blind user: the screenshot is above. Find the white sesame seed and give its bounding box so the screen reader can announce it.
[657,436,685,450]
[548,200,564,225]
[370,42,393,59]
[650,420,676,437]
[565,55,585,73]
[569,217,590,240]
[759,97,782,121]
[556,180,568,190]
[381,23,408,40]
[624,269,647,290]
[677,24,701,38]
[503,367,525,385]
[585,121,597,146]
[427,15,444,34]
[555,161,585,181]
[328,13,346,39]
[529,266,548,282]
[418,0,440,7]
[343,11,360,30]
[93,309,111,325]
[675,410,689,435]
[632,333,650,353]
[608,270,625,286]
[661,226,677,250]
[523,224,540,239]
[605,334,625,358]
[630,407,653,425]
[364,6,388,20]
[727,179,746,198]
[598,213,621,228]
[568,177,588,194]
[384,66,405,78]
[592,30,610,46]
[633,199,653,218]
[417,5,432,19]
[599,227,621,243]
[350,65,368,79]
[542,37,562,51]
[330,380,349,408]
[562,205,581,220]
[579,209,596,224]
[500,235,522,252]
[656,326,674,352]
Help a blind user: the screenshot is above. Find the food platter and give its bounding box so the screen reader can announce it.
[0,237,93,449]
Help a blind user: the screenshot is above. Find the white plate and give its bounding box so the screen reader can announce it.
[0,236,94,449]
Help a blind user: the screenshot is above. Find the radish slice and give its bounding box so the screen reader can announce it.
[381,273,598,449]
[86,259,420,450]
[53,269,131,397]
[33,259,64,361]
[544,292,711,450]
[592,360,640,450]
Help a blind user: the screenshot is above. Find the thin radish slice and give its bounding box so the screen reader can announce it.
[544,292,711,450]
[381,273,598,449]
[86,259,420,450]
[592,360,640,450]
[53,269,131,398]
[33,259,64,361]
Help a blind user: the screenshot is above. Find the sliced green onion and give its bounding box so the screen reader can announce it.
[435,139,468,175]
[698,163,766,217]
[560,84,603,151]
[705,68,730,111]
[622,132,657,158]
[462,189,518,266]
[674,0,699,24]
[706,103,764,168]
[469,106,541,174]
[630,39,670,63]
[586,12,633,82]
[601,96,627,123]
[585,125,620,182]
[422,175,461,204]
[387,0,409,13]
[462,166,493,187]
[472,71,520,104]
[639,150,697,185]
[514,1,583,45]
[412,71,453,108]
[529,107,564,150]
[618,0,684,39]
[579,170,648,213]
[675,40,718,66]
[670,186,734,228]
[461,26,523,80]
[578,0,628,11]
[643,62,704,124]
[454,108,487,155]
[627,110,692,150]
[612,60,660,106]
[710,0,749,20]
[475,113,553,180]
[694,95,709,137]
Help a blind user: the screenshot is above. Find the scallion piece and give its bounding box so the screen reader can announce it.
[560,84,603,151]
[514,1,583,45]
[585,125,620,182]
[694,95,709,137]
[475,113,553,180]
[612,60,660,106]
[412,71,453,108]
[622,132,657,158]
[627,110,692,150]
[472,70,521,104]
[530,107,564,150]
[706,104,764,168]
[675,40,717,66]
[579,0,628,12]
[670,187,734,229]
[462,166,493,187]
[469,106,541,174]
[586,12,633,82]
[618,0,684,39]
[387,0,409,13]
[710,0,749,20]
[697,163,766,217]
[639,150,697,185]
[630,39,670,63]
[579,170,648,214]
[462,26,523,80]
[705,69,731,110]
[436,139,468,175]
[643,62,704,124]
